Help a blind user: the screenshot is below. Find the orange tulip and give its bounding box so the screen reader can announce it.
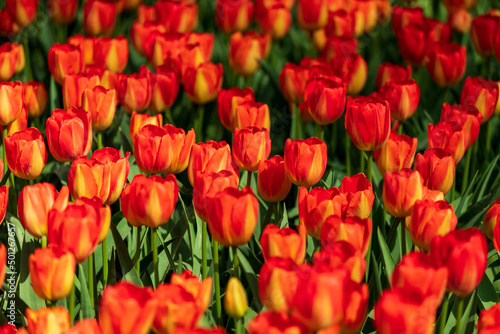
[5,127,47,180]
[29,245,75,301]
[339,173,375,219]
[257,155,292,203]
[25,307,70,334]
[205,186,259,247]
[477,304,500,334]
[82,86,117,131]
[134,124,195,175]
[215,0,253,34]
[448,8,471,34]
[374,130,418,175]
[48,0,78,25]
[94,36,129,73]
[0,81,23,126]
[232,127,271,172]
[67,34,95,66]
[460,76,499,124]
[258,258,299,313]
[413,148,455,195]
[297,0,328,31]
[247,311,309,334]
[260,224,306,265]
[83,0,116,37]
[427,121,468,164]
[183,61,223,105]
[440,103,482,147]
[376,62,412,90]
[117,69,152,113]
[284,137,328,187]
[383,169,424,218]
[483,198,500,240]
[23,81,47,119]
[48,44,83,85]
[313,241,366,283]
[320,216,372,256]
[0,42,17,81]
[255,1,291,40]
[5,0,38,28]
[228,31,268,76]
[1,104,27,137]
[149,65,180,114]
[155,0,198,33]
[0,185,7,225]
[129,111,163,144]
[234,101,271,130]
[217,87,255,132]
[279,63,310,103]
[64,319,102,334]
[130,21,166,57]
[144,31,187,68]
[62,72,101,109]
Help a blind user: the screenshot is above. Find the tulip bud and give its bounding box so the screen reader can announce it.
[144,31,187,68]
[183,62,223,105]
[430,227,488,297]
[257,155,292,203]
[428,121,468,164]
[155,1,198,33]
[0,81,23,126]
[470,14,497,58]
[23,81,47,119]
[25,307,70,334]
[129,111,162,144]
[229,31,267,77]
[217,87,255,132]
[5,127,47,180]
[63,71,102,110]
[224,277,248,319]
[0,42,17,81]
[258,258,299,312]
[188,140,238,186]
[374,131,417,175]
[279,63,310,103]
[232,127,271,172]
[261,224,307,265]
[396,21,440,67]
[391,5,423,32]
[413,148,455,195]
[314,241,366,283]
[81,86,117,131]
[483,199,500,240]
[297,0,328,31]
[460,77,498,124]
[49,0,78,25]
[94,36,129,73]
[234,101,271,130]
[284,137,328,188]
[379,79,420,122]
[149,65,180,114]
[426,42,466,87]
[440,103,482,148]
[83,0,116,37]
[332,54,367,95]
[215,0,253,34]
[304,77,346,125]
[130,21,166,57]
[0,10,20,38]
[48,44,82,85]
[117,70,152,114]
[376,62,413,90]
[5,0,38,28]
[383,169,424,218]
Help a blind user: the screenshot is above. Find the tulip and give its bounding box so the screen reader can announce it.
[391,5,423,32]
[183,61,223,104]
[0,9,20,38]
[379,79,420,122]
[0,43,16,81]
[373,288,437,334]
[99,282,157,334]
[260,224,306,265]
[64,319,102,334]
[304,77,346,125]
[495,222,500,254]
[48,0,78,25]
[320,36,358,61]
[374,130,418,175]
[297,0,328,31]
[4,127,47,180]
[396,22,434,67]
[232,127,271,172]
[215,0,253,34]
[258,258,299,312]
[322,9,356,38]
[234,101,271,130]
[477,304,500,334]
[187,33,215,60]
[67,35,95,66]
[155,0,198,33]
[448,8,471,34]
[224,277,248,319]
[313,241,366,283]
[345,96,391,151]
[2,104,27,137]
[383,169,424,218]
[376,62,413,90]
[23,81,47,119]
[441,0,476,11]
[413,148,455,195]
[120,174,178,228]
[149,65,180,114]
[426,42,466,87]
[228,31,267,77]
[83,0,116,37]
[81,86,117,131]
[117,70,152,113]
[137,4,157,23]
[284,137,327,188]
[94,36,129,73]
[279,63,310,103]
[407,199,458,251]
[73,197,111,244]
[339,173,375,218]
[134,124,195,175]
[440,103,482,147]
[130,21,166,57]
[470,14,497,58]
[217,87,255,131]
[187,140,237,186]
[247,311,309,334]
[48,44,82,85]
[62,72,101,109]
[257,155,292,203]
[255,1,291,39]
[460,77,498,124]
[5,0,38,28]
[144,31,187,68]
[0,185,7,225]
[332,54,367,95]
[45,107,92,163]
[29,245,75,301]
[0,243,5,287]
[0,81,23,126]
[129,111,162,144]
[427,121,468,164]
[12,42,24,74]
[25,307,70,334]
[483,198,500,240]
[322,215,372,257]
[153,270,212,333]
[430,227,488,297]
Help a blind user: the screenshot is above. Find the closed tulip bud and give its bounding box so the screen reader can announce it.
[49,0,78,25]
[374,130,418,175]
[217,87,255,131]
[12,42,24,75]
[155,1,198,33]
[258,258,299,312]
[376,62,413,90]
[428,121,468,164]
[130,21,166,57]
[470,14,496,58]
[284,137,327,188]
[188,140,238,186]
[460,77,498,124]
[117,70,152,114]
[224,277,248,319]
[23,81,47,119]
[232,127,271,172]
[407,199,458,251]
[0,81,23,126]
[340,173,375,218]
[304,77,346,125]
[396,22,435,67]
[129,111,162,144]
[426,42,466,87]
[320,36,358,61]
[279,63,310,103]
[448,8,471,34]
[64,319,102,334]
[120,174,178,228]
[5,128,47,180]
[82,86,117,131]
[193,169,239,222]
[183,62,223,105]
[83,0,116,37]
[255,1,291,40]
[345,96,391,151]
[149,66,180,114]
[46,107,92,163]
[18,184,68,238]
[430,227,488,297]
[379,79,420,122]
[297,0,328,31]
[413,149,455,195]
[374,288,436,334]
[99,282,157,334]
[229,31,265,77]
[383,169,424,218]
[321,216,372,256]
[71,197,111,244]
[153,270,212,333]
[391,5,423,32]
[234,101,271,130]
[298,187,343,239]
[62,73,101,109]
[5,0,38,28]
[29,245,75,301]
[94,36,129,73]
[67,35,95,66]
[25,307,70,334]
[248,311,309,334]
[257,155,292,203]
[440,103,482,147]
[0,43,17,81]
[478,304,500,334]
[215,0,253,34]
[48,44,83,85]
[483,198,500,240]
[314,241,366,283]
[261,224,306,265]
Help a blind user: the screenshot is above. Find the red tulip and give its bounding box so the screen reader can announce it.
[470,14,497,58]
[129,111,162,144]
[284,137,327,187]
[247,311,309,334]
[256,155,292,203]
[183,62,223,105]
[258,258,299,312]
[94,36,129,73]
[383,169,424,218]
[297,0,328,31]
[321,215,372,256]
[215,0,253,34]
[413,148,455,195]
[5,0,38,28]
[83,0,116,37]
[427,121,468,164]
[304,76,346,125]
[477,303,500,334]
[5,127,47,180]
[460,77,498,124]
[425,42,466,87]
[374,130,418,175]
[260,224,307,265]
[232,126,271,172]
[217,87,255,132]
[440,103,482,147]
[379,79,420,122]
[376,62,412,90]
[279,63,310,103]
[48,0,78,25]
[48,44,83,85]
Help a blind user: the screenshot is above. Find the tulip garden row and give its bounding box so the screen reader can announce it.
[2,0,500,333]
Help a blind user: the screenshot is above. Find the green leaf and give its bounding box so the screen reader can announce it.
[18,232,45,311]
[377,228,396,282]
[110,220,142,286]
[477,274,499,310]
[474,155,498,202]
[237,248,262,310]
[257,60,282,97]
[77,264,94,318]
[455,170,479,217]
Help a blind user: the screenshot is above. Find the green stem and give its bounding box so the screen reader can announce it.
[232,246,239,278]
[202,221,208,279]
[246,170,252,187]
[2,128,7,171]
[345,132,351,176]
[164,108,175,126]
[135,226,141,275]
[41,237,47,248]
[195,104,205,142]
[387,217,401,245]
[461,148,472,194]
[152,228,159,287]
[236,318,244,334]
[360,151,365,174]
[273,202,279,224]
[438,292,451,334]
[456,297,464,334]
[23,32,33,81]
[316,124,325,141]
[400,220,406,258]
[366,153,373,184]
[451,179,456,203]
[102,238,108,287]
[486,121,492,163]
[397,122,403,135]
[88,253,94,310]
[69,282,75,325]
[97,132,103,150]
[212,238,222,326]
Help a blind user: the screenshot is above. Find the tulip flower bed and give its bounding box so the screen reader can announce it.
[2,0,500,333]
